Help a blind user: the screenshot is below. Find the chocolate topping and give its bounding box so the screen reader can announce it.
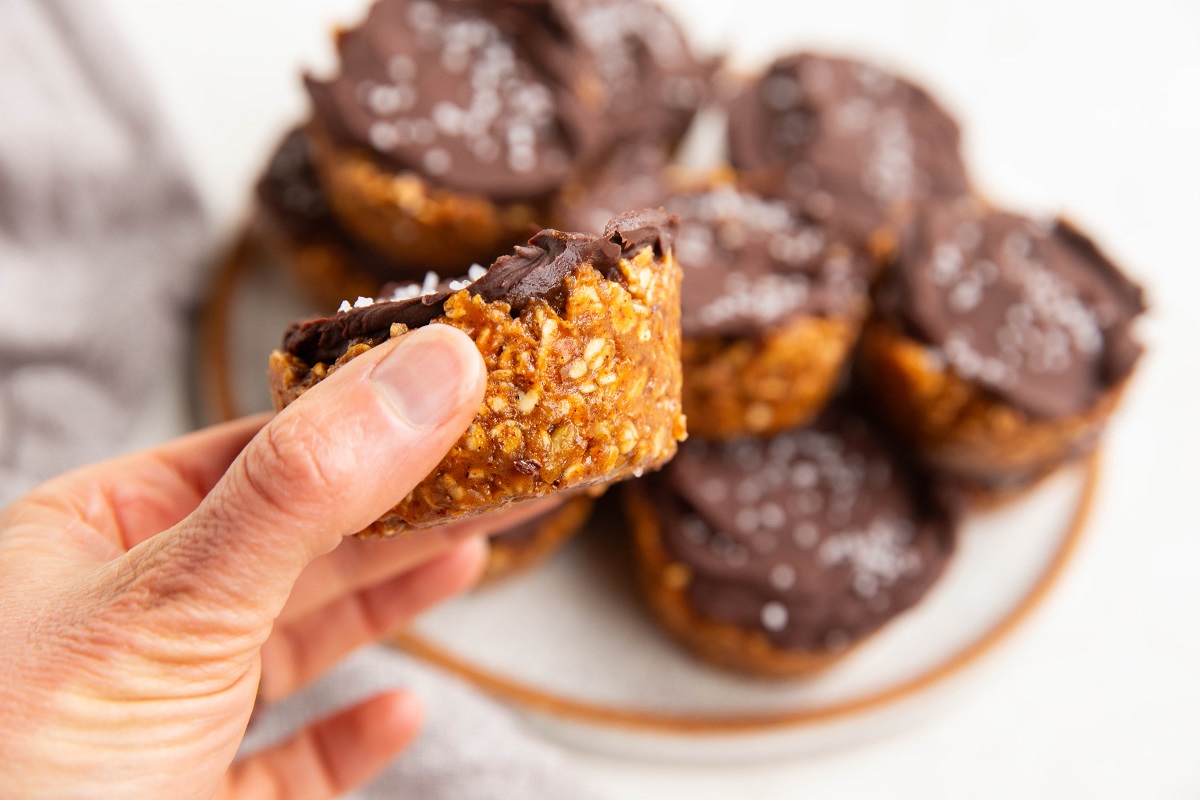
[727,53,970,239]
[665,186,872,337]
[654,405,956,651]
[305,0,706,201]
[255,128,407,281]
[880,199,1146,419]
[282,208,675,364]
[305,0,591,200]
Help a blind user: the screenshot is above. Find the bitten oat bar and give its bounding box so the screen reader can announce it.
[726,52,971,261]
[624,404,958,677]
[269,209,686,536]
[861,197,1146,494]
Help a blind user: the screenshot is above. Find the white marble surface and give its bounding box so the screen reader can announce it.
[108,0,1200,796]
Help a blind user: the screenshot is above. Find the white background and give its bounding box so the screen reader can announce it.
[106,0,1200,796]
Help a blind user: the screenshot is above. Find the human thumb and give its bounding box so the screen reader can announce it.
[123,324,486,625]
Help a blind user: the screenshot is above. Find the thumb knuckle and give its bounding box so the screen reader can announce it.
[238,409,353,518]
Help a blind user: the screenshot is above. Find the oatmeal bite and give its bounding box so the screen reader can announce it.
[302,0,708,271]
[861,197,1146,493]
[625,403,958,677]
[304,0,587,270]
[668,184,875,438]
[554,167,876,438]
[726,52,971,261]
[269,209,686,536]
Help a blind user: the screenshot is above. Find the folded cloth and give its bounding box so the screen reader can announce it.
[241,645,602,800]
[0,0,209,505]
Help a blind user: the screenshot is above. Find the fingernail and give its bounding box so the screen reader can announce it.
[371,327,480,429]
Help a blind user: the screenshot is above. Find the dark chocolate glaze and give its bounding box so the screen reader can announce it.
[282,208,675,364]
[653,405,957,652]
[665,186,872,338]
[878,198,1146,419]
[255,128,410,282]
[727,53,970,240]
[305,0,706,201]
[306,0,591,200]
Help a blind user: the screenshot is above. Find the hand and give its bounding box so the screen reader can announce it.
[0,325,523,799]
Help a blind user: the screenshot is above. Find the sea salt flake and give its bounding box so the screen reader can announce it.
[369,121,399,151]
[423,147,453,175]
[759,502,786,530]
[761,601,789,632]
[421,271,440,295]
[769,563,797,590]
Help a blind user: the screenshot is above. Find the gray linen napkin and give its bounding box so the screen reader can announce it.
[242,646,600,800]
[0,3,601,797]
[0,0,208,505]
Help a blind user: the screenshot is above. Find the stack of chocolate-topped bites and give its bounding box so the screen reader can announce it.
[261,0,1146,675]
[261,0,709,579]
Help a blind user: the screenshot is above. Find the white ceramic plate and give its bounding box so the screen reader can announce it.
[201,232,1095,763]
